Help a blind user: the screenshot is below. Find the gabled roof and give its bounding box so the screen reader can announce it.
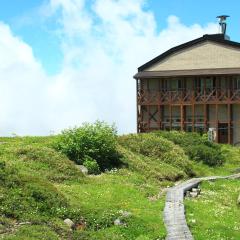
[138,34,240,72]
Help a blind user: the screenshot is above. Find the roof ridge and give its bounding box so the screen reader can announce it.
[138,34,240,72]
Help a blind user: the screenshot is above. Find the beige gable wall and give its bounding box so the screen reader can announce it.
[147,41,240,71]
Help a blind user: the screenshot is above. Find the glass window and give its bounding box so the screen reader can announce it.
[199,77,213,91]
[170,79,183,90]
[206,78,213,90]
[237,77,240,89]
[171,79,178,90]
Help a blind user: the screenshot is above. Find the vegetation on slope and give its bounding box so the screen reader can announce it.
[118,133,195,181]
[0,137,84,239]
[0,125,239,239]
[155,131,225,166]
[0,135,167,240]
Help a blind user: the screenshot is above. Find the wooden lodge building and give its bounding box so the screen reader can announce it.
[134,16,240,145]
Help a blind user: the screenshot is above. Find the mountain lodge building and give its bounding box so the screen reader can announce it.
[134,17,240,145]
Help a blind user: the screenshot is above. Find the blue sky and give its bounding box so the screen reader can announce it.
[1,0,239,76]
[149,0,239,41]
[0,0,239,135]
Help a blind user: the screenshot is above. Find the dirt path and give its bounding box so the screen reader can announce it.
[163,173,240,240]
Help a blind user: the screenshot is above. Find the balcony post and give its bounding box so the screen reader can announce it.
[147,105,150,132]
[169,104,172,130]
[191,78,195,132]
[215,104,219,142]
[181,104,184,131]
[158,104,161,130]
[228,103,232,144]
[192,104,195,132]
[136,79,140,133]
[204,104,208,132]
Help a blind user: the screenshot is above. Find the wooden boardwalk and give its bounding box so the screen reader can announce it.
[163,174,240,240]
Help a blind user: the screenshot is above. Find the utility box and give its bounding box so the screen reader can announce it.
[208,128,217,142]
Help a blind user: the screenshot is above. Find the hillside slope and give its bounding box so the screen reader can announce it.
[0,133,239,240]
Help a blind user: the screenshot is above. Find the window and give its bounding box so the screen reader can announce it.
[232,76,240,89]
[206,78,214,90]
[171,79,183,90]
[236,77,240,89]
[199,77,214,91]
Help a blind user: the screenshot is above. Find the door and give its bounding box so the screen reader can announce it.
[218,123,228,144]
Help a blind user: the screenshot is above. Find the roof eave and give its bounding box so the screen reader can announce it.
[134,68,240,79]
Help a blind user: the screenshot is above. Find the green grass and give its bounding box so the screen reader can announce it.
[57,170,166,239]
[0,134,240,239]
[0,136,167,239]
[185,179,240,240]
[190,144,240,177]
[2,225,59,240]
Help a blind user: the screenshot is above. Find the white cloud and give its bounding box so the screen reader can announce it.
[0,0,218,135]
[0,22,51,135]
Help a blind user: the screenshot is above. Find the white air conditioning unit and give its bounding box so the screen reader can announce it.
[208,128,217,142]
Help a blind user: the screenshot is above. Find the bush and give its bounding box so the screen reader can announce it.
[118,133,195,178]
[188,144,225,166]
[154,131,225,166]
[118,145,187,182]
[0,161,72,220]
[0,161,84,221]
[83,157,100,175]
[14,146,84,182]
[54,121,120,171]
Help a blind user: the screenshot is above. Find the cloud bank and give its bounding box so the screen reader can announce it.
[0,0,218,135]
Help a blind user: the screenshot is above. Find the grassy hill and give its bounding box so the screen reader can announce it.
[0,129,240,240]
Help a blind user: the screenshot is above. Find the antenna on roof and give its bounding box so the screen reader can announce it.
[217,15,230,35]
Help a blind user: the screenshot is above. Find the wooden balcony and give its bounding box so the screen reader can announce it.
[137,88,240,105]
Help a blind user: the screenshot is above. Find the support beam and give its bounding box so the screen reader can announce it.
[169,105,172,130]
[161,106,165,130]
[140,106,144,132]
[136,79,139,133]
[181,105,184,131]
[158,81,162,130]
[216,104,219,143]
[147,105,150,132]
[228,104,232,144]
[158,104,161,130]
[204,104,207,132]
[192,104,195,132]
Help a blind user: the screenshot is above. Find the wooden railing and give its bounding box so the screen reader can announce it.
[137,89,240,104]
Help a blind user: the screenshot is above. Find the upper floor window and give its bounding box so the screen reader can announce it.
[233,76,240,90]
[236,77,240,89]
[196,77,215,91]
[205,77,214,90]
[171,79,183,91]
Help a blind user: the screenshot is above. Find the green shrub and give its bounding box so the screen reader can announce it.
[118,133,194,178]
[0,161,81,222]
[54,121,120,170]
[83,157,100,175]
[154,131,225,166]
[118,145,187,182]
[188,145,225,166]
[14,146,84,182]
